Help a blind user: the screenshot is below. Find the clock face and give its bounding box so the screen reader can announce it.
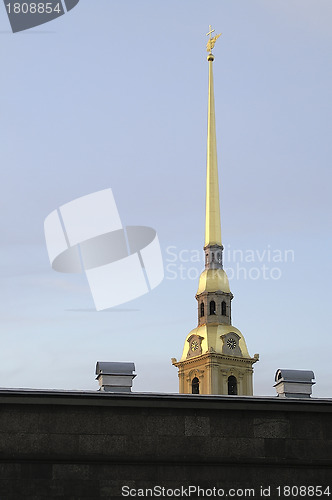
[227,338,237,350]
[191,340,199,351]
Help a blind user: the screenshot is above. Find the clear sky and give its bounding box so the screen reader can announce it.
[1,0,331,397]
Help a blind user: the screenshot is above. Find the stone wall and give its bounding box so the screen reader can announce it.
[0,389,331,499]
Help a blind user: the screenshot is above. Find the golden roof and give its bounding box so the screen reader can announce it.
[179,324,251,362]
[196,269,230,295]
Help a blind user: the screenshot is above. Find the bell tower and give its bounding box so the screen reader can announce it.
[172,28,259,396]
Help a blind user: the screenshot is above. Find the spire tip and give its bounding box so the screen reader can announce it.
[206,25,221,56]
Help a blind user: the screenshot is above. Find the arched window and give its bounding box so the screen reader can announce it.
[209,300,216,315]
[192,377,199,394]
[221,301,226,316]
[217,252,221,263]
[228,375,237,395]
[200,302,204,317]
[205,254,209,265]
[212,252,215,262]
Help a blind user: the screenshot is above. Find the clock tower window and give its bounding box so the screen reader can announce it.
[209,300,216,315]
[192,377,200,394]
[200,302,204,317]
[221,300,226,316]
[228,375,237,395]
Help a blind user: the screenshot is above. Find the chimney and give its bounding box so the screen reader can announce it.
[274,369,315,398]
[95,362,136,393]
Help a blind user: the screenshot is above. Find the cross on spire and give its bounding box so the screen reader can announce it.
[206,25,215,39]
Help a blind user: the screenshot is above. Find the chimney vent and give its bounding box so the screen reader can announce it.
[96,362,136,392]
[274,369,315,398]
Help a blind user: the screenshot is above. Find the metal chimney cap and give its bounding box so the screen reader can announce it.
[95,362,136,376]
[275,369,315,384]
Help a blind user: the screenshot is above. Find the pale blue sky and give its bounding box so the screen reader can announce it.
[0,1,331,396]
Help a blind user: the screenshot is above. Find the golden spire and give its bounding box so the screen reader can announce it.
[205,26,222,248]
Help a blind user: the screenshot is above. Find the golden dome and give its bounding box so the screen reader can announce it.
[179,324,251,362]
[196,268,230,295]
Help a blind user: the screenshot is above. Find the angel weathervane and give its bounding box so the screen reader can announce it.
[206,25,221,54]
